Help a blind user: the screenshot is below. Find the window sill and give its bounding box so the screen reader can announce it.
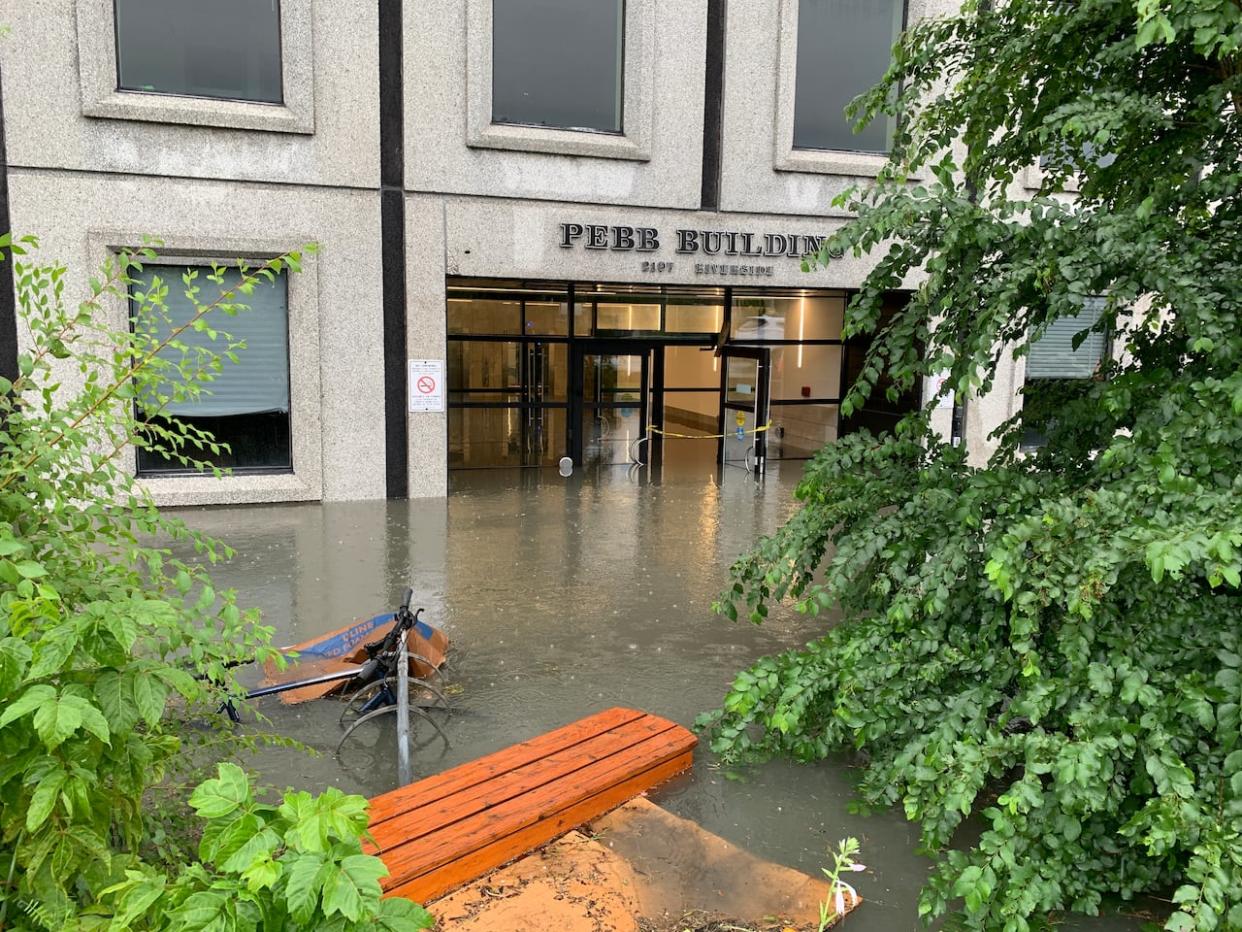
[467,121,650,161]
[464,0,655,164]
[82,90,314,135]
[774,148,893,177]
[75,0,316,136]
[138,471,320,507]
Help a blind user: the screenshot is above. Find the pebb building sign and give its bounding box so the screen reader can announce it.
[558,222,841,279]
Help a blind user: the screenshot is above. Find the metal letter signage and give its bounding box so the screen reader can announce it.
[557,222,841,278]
[408,359,445,414]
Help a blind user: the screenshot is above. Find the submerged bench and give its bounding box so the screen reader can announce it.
[367,707,697,903]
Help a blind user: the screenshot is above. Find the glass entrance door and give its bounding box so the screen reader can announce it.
[720,347,770,473]
[571,342,650,467]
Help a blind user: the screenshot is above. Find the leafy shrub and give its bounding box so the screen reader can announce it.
[0,237,430,930]
[96,764,432,930]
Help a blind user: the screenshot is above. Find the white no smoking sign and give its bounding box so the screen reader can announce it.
[408,359,445,413]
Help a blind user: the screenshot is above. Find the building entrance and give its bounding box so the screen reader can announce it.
[446,278,908,473]
[572,342,651,467]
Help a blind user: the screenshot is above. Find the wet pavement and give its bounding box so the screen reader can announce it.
[172,463,1139,930]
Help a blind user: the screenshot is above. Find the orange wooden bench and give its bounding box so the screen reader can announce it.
[366,706,697,903]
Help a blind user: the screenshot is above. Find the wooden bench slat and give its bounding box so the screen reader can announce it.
[383,750,694,904]
[369,706,645,825]
[368,713,677,849]
[377,725,695,887]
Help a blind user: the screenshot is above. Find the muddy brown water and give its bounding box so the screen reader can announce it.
[171,464,1139,930]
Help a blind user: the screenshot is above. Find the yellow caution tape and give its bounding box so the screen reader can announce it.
[646,422,773,441]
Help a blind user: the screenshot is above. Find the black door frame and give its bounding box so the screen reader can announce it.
[569,340,653,466]
[717,345,771,472]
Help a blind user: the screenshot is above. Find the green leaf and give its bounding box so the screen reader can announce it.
[282,787,371,853]
[28,624,77,679]
[155,665,200,700]
[0,637,33,695]
[188,762,250,820]
[131,673,169,727]
[170,890,231,930]
[1086,663,1113,694]
[33,695,85,750]
[95,670,139,734]
[219,823,279,873]
[321,854,388,922]
[73,697,111,744]
[240,855,282,893]
[102,612,139,652]
[953,865,983,898]
[26,770,67,831]
[0,684,56,728]
[376,899,436,932]
[110,874,167,927]
[283,851,328,923]
[199,811,261,866]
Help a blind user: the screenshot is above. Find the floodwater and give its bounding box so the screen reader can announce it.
[172,463,1139,931]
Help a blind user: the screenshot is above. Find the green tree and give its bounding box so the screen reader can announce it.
[0,238,430,930]
[703,2,1242,929]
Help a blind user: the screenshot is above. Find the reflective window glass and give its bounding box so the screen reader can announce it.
[524,341,568,402]
[663,391,719,437]
[725,356,760,408]
[663,346,719,389]
[492,0,624,132]
[114,0,283,103]
[447,299,522,335]
[583,353,644,402]
[131,265,290,473]
[666,302,724,334]
[593,302,660,334]
[524,301,569,336]
[793,0,903,152]
[447,340,522,398]
[768,344,842,401]
[526,407,567,466]
[449,408,522,468]
[770,404,839,459]
[581,407,642,466]
[731,295,844,342]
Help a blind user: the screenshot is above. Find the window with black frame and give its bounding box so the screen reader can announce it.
[113,0,283,103]
[446,284,572,469]
[792,0,904,152]
[1021,297,1109,450]
[492,0,625,132]
[730,292,846,460]
[132,265,292,475]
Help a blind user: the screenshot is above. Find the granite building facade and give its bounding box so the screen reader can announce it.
[0,0,1055,507]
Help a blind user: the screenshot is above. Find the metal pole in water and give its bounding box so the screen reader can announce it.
[397,630,412,785]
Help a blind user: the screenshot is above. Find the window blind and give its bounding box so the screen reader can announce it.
[134,266,291,417]
[1026,297,1107,379]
